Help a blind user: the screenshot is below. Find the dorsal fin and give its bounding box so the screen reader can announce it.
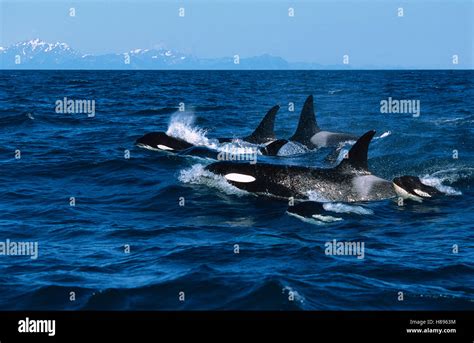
[336,130,376,173]
[245,105,280,144]
[289,95,320,147]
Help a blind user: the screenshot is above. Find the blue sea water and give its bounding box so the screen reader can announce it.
[0,70,473,310]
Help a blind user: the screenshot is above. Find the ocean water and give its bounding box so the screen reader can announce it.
[0,70,473,310]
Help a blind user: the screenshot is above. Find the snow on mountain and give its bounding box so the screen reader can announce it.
[7,38,77,56]
[0,39,294,69]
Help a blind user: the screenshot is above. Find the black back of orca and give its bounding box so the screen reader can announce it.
[135,132,193,152]
[217,105,280,144]
[206,130,396,202]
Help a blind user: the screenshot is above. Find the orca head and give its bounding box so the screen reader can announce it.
[135,132,193,152]
[393,175,441,201]
[206,162,257,184]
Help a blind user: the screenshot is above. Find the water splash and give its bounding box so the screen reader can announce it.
[166,110,218,148]
[420,175,462,196]
[166,111,260,157]
[178,164,249,196]
[322,202,374,215]
[277,141,307,156]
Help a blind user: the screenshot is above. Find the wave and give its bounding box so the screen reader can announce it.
[323,202,374,215]
[434,115,474,127]
[420,167,473,195]
[0,112,35,127]
[133,107,178,115]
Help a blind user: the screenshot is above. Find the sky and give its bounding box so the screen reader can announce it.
[0,0,472,68]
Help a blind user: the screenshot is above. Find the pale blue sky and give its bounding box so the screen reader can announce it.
[1,0,472,68]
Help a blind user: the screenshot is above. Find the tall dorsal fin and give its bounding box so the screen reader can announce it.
[289,95,320,147]
[245,105,280,144]
[336,130,376,173]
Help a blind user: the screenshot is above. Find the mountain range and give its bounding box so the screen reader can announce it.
[0,39,346,70]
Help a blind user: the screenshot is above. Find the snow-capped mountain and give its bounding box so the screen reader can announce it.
[0,39,292,69]
[0,39,80,68]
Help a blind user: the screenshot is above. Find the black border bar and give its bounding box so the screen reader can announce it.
[0,311,472,341]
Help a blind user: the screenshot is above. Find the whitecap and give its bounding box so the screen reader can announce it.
[166,110,219,149]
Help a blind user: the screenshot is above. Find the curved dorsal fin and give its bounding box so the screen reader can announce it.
[245,105,280,144]
[289,95,320,147]
[336,130,375,173]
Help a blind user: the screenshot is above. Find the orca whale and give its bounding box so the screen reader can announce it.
[135,132,194,152]
[206,130,398,202]
[262,95,359,156]
[136,105,280,153]
[393,175,441,202]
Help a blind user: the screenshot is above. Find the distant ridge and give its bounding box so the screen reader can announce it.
[0,39,466,70]
[0,38,348,70]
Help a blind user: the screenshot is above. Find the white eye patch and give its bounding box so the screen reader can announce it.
[157,145,174,151]
[224,173,256,183]
[414,189,431,197]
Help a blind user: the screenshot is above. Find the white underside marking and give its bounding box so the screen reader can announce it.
[287,211,342,225]
[224,173,256,183]
[262,140,276,146]
[393,183,423,202]
[136,143,162,151]
[312,214,343,222]
[414,189,431,197]
[157,144,174,151]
